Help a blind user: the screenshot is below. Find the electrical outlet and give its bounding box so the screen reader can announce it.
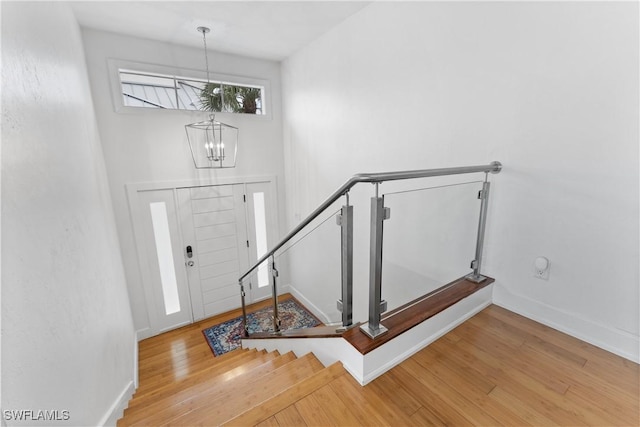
[533,256,550,280]
[534,267,550,280]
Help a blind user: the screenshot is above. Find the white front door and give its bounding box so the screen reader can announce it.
[133,179,279,335]
[177,181,279,319]
[177,184,251,320]
[137,189,193,333]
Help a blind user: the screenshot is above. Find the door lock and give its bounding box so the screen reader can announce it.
[186,245,193,258]
[187,260,195,267]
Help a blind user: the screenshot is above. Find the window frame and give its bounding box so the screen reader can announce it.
[107,58,271,119]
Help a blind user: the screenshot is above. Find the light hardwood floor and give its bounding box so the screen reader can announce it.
[128,302,639,426]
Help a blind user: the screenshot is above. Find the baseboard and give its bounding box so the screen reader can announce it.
[492,284,640,363]
[133,332,139,389]
[135,327,152,341]
[97,380,135,427]
[362,284,493,384]
[97,332,138,426]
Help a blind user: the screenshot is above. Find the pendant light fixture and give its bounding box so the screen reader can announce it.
[185,26,238,169]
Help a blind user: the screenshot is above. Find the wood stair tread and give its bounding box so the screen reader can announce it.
[136,347,251,381]
[222,362,347,426]
[138,345,221,371]
[134,351,267,397]
[122,352,297,426]
[159,352,326,426]
[131,349,266,395]
[138,346,255,378]
[125,352,282,413]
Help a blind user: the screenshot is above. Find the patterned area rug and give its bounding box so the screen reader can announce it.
[202,299,320,356]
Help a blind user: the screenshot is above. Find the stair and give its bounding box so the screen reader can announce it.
[117,349,346,426]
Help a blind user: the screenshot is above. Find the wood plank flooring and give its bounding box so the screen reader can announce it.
[123,303,639,426]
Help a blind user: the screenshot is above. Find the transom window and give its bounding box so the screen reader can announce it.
[118,69,264,115]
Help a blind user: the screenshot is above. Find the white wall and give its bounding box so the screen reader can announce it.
[282,2,639,360]
[2,2,136,425]
[80,29,285,337]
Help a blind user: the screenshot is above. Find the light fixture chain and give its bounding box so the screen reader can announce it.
[201,28,211,84]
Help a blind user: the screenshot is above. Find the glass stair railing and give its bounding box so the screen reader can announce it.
[238,161,502,340]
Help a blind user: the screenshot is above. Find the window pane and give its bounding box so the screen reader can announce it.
[220,84,262,114]
[149,202,181,315]
[120,72,174,87]
[120,71,176,109]
[182,79,221,112]
[119,69,264,114]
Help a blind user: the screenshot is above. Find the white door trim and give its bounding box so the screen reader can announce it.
[125,174,278,193]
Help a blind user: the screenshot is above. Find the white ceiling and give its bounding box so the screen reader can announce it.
[70,1,370,61]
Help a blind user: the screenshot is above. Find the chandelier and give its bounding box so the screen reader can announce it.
[185,26,238,169]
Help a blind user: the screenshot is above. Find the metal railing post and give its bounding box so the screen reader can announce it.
[360,185,389,339]
[239,280,249,337]
[336,194,353,327]
[466,177,491,283]
[269,254,281,333]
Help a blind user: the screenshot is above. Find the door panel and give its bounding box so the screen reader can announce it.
[201,272,238,291]
[198,247,237,266]
[191,196,235,213]
[196,224,237,241]
[192,210,236,228]
[203,284,238,305]
[189,184,234,199]
[178,184,250,320]
[200,259,240,279]
[197,235,238,253]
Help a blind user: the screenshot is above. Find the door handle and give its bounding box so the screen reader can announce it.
[186,245,193,258]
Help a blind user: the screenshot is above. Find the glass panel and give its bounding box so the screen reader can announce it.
[181,79,220,112]
[275,205,342,325]
[154,84,176,109]
[149,202,181,315]
[252,192,270,288]
[120,71,176,109]
[381,181,483,313]
[176,79,202,111]
[120,71,175,87]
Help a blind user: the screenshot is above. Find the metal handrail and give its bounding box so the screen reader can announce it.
[239,161,502,282]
